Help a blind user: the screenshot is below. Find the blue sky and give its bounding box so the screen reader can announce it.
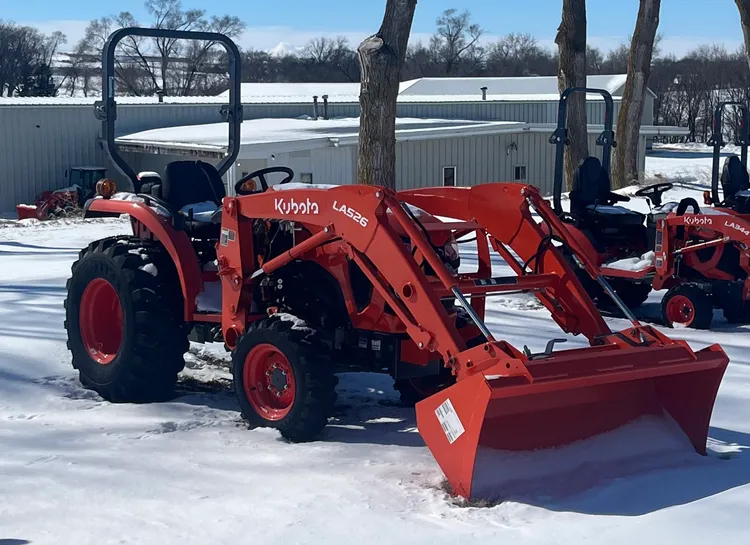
[8,0,745,57]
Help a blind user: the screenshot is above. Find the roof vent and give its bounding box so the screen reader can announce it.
[480,87,488,101]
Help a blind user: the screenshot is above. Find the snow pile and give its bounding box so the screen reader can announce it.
[471,415,697,501]
[139,263,158,276]
[0,216,129,230]
[274,312,314,332]
[603,251,655,272]
[107,192,171,217]
[110,192,146,203]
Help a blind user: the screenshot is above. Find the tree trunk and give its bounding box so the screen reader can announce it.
[613,0,661,189]
[737,1,750,69]
[357,0,418,188]
[555,0,588,190]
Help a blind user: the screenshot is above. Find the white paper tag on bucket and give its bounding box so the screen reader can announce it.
[435,398,465,444]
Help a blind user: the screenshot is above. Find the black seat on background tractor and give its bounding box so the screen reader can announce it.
[162,160,225,238]
[722,155,750,196]
[570,156,645,228]
[720,155,750,214]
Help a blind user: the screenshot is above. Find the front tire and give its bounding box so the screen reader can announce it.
[64,236,188,402]
[232,317,337,442]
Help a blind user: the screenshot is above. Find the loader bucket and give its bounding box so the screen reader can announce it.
[16,204,41,221]
[416,342,728,500]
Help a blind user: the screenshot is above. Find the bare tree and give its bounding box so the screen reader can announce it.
[602,43,629,74]
[0,21,63,96]
[555,0,589,189]
[303,36,359,82]
[587,45,604,74]
[430,9,483,75]
[486,33,555,76]
[613,0,661,189]
[357,0,418,188]
[75,0,245,96]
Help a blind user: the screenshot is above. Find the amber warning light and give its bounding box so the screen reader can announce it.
[96,179,117,199]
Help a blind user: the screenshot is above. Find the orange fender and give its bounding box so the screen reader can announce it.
[86,197,202,319]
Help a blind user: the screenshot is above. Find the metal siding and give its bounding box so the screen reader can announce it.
[0,94,644,213]
[642,95,655,125]
[0,105,103,212]
[311,147,355,185]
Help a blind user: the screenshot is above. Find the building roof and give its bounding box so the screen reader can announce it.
[217,75,638,104]
[398,75,633,100]
[114,117,526,157]
[0,95,227,107]
[114,115,687,159]
[2,74,642,107]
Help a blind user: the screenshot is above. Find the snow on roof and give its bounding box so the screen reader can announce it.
[115,116,526,153]
[219,75,636,104]
[0,95,227,107]
[0,76,645,107]
[398,75,630,98]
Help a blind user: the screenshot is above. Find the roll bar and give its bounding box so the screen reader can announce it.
[94,27,243,192]
[550,87,616,215]
[707,102,749,205]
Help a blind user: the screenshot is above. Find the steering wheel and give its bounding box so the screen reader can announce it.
[235,166,295,195]
[634,182,674,207]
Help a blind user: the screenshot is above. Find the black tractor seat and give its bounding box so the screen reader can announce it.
[721,155,750,213]
[569,156,646,229]
[145,160,225,238]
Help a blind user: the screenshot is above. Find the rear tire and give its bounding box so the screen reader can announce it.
[662,284,713,329]
[64,236,188,402]
[232,317,337,442]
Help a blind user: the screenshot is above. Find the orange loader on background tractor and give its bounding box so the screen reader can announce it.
[66,27,730,500]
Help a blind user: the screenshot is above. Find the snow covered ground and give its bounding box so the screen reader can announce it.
[2,148,750,544]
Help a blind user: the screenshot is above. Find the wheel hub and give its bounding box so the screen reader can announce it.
[79,278,123,364]
[666,294,695,325]
[243,344,296,421]
[268,367,289,393]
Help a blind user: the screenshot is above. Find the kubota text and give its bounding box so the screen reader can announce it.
[274,197,319,215]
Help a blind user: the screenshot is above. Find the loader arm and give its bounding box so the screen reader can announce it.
[398,183,611,341]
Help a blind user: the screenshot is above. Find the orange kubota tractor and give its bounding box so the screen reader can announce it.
[66,28,730,500]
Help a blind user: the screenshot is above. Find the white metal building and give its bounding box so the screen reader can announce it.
[0,75,680,213]
[114,116,683,196]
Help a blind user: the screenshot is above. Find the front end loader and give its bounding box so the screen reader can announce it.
[64,27,730,501]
